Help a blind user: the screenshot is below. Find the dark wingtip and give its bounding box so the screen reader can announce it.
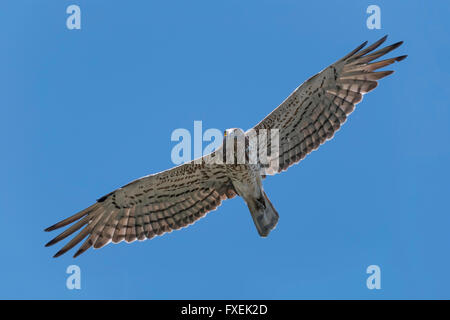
[391,41,404,49]
[377,35,388,44]
[73,249,83,258]
[45,239,57,247]
[45,225,56,232]
[53,251,63,258]
[397,55,408,61]
[341,40,369,61]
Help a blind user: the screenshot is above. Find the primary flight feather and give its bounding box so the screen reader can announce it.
[45,36,406,258]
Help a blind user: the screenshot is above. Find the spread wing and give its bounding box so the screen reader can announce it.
[45,158,236,258]
[250,36,406,175]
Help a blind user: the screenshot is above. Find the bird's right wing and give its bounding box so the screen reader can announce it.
[248,36,406,175]
[45,158,236,258]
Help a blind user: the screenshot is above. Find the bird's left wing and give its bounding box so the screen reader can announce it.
[45,159,236,258]
[249,36,406,175]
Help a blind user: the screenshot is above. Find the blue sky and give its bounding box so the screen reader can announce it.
[0,1,449,299]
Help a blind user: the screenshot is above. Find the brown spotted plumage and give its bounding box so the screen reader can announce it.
[45,161,236,258]
[45,36,405,257]
[253,35,406,175]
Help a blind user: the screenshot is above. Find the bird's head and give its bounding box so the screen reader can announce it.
[221,128,247,164]
[223,128,245,140]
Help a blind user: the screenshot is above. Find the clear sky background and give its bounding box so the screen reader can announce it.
[0,1,449,299]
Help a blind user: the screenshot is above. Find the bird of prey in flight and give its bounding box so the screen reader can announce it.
[45,36,406,258]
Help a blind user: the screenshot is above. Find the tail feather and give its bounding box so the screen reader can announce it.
[248,191,279,237]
